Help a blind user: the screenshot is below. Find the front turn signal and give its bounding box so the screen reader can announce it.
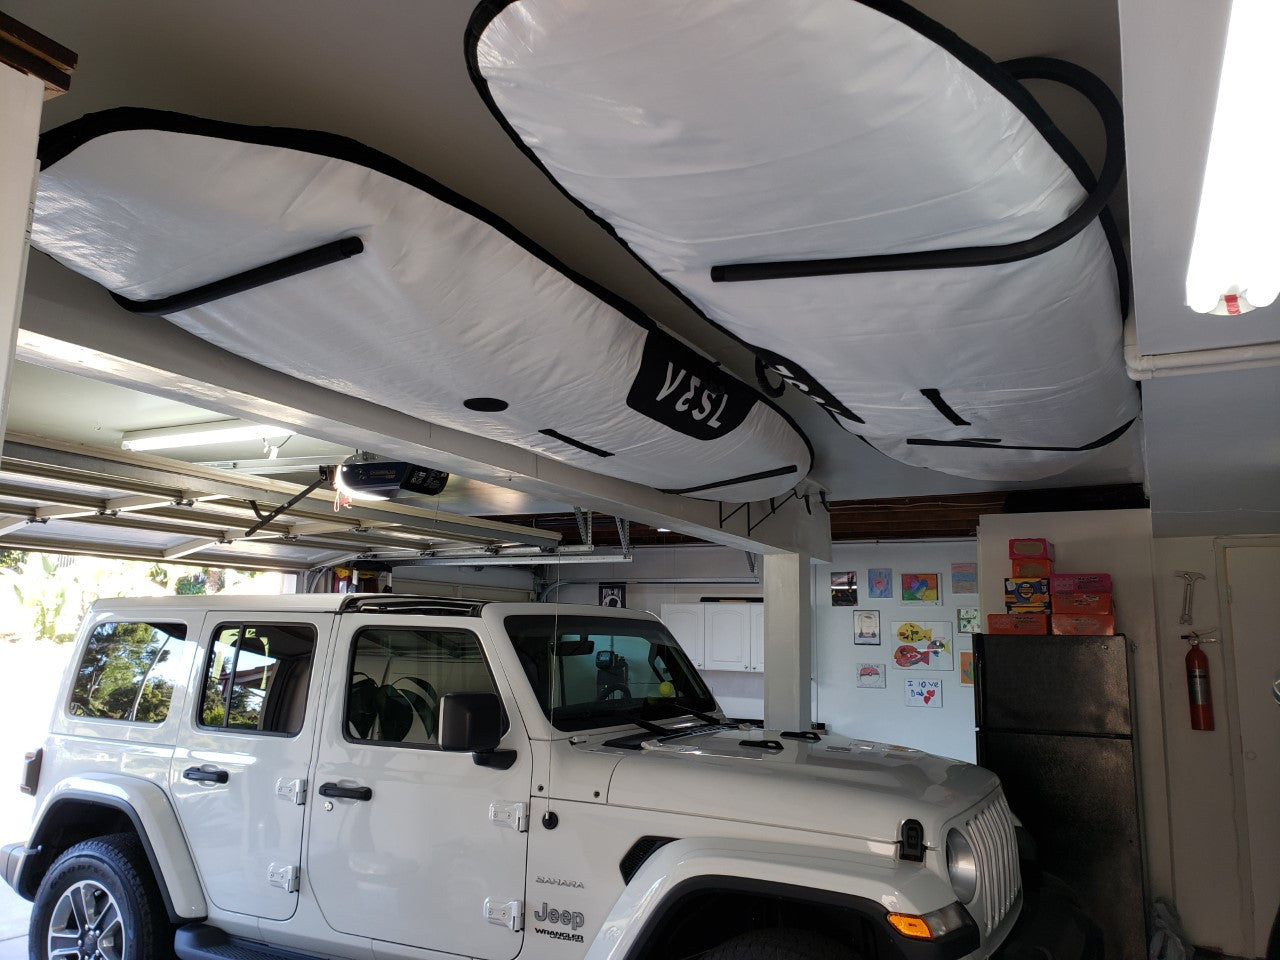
[887,902,971,940]
[887,914,932,939]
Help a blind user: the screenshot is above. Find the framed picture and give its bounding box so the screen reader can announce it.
[890,620,955,670]
[957,606,979,634]
[854,610,880,645]
[856,663,887,689]
[960,651,975,686]
[951,562,978,595]
[868,568,892,599]
[598,583,627,608]
[901,572,941,604]
[831,571,858,606]
[905,678,943,708]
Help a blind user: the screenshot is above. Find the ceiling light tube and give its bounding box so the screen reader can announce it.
[411,551,632,567]
[1185,0,1280,315]
[121,419,295,452]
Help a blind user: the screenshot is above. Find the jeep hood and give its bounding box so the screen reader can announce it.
[599,729,999,844]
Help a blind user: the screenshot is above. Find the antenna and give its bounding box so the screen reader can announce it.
[543,605,561,830]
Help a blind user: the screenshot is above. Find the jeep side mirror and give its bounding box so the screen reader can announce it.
[438,693,515,769]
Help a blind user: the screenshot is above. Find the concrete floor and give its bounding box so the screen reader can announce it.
[0,881,28,959]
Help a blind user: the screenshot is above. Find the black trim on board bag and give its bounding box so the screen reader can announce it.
[902,418,1136,452]
[465,0,1135,423]
[36,106,814,484]
[538,429,614,458]
[920,389,971,426]
[754,356,786,399]
[109,237,364,315]
[660,464,799,497]
[709,58,1126,300]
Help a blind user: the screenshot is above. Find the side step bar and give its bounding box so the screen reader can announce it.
[175,924,329,960]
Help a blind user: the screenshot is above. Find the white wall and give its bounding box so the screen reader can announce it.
[976,511,1174,917]
[813,541,980,763]
[1148,537,1242,953]
[391,563,536,600]
[547,545,762,610]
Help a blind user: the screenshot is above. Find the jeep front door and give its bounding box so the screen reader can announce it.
[307,616,531,960]
[171,614,332,921]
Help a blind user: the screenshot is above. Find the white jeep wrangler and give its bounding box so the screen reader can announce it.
[4,595,1095,960]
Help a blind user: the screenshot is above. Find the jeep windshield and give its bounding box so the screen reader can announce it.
[504,614,718,733]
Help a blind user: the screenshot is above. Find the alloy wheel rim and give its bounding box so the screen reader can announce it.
[47,879,126,960]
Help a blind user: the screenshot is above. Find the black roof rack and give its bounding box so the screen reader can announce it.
[338,595,490,617]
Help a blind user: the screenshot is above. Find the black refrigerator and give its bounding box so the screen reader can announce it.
[974,633,1147,960]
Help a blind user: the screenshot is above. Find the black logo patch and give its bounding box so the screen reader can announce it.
[755,348,864,424]
[626,333,754,441]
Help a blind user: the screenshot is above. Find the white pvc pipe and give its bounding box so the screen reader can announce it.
[1125,314,1280,380]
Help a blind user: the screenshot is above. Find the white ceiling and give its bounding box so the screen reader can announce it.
[3,0,1275,535]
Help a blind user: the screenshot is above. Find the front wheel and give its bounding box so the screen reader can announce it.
[29,834,173,960]
[702,929,856,960]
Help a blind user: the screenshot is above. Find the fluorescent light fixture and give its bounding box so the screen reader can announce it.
[1185,0,1280,315]
[121,419,295,452]
[413,550,632,567]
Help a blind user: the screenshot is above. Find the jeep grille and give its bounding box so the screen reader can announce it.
[963,790,1021,935]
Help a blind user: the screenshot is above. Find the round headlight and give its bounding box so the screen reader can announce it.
[946,829,979,903]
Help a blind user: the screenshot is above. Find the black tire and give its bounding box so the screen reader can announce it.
[29,833,173,960]
[702,929,856,960]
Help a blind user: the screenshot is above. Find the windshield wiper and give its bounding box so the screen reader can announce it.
[673,701,721,725]
[632,718,672,736]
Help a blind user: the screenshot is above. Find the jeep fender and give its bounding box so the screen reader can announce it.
[585,836,958,960]
[22,774,207,921]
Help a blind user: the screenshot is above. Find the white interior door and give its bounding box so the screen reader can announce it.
[1223,545,1280,954]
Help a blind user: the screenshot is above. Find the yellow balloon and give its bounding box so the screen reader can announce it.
[658,681,676,698]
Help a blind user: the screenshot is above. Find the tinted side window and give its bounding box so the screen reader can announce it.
[347,627,497,747]
[70,622,189,723]
[199,623,315,735]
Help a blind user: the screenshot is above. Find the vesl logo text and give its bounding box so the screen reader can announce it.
[655,364,729,427]
[533,902,585,931]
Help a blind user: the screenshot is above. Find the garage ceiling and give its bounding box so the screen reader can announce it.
[2,0,1275,541]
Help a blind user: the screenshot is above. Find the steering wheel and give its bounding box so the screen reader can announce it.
[597,683,631,701]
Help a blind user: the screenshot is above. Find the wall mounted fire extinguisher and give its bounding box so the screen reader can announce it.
[1183,633,1217,731]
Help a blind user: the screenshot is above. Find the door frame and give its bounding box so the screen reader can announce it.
[1214,534,1280,956]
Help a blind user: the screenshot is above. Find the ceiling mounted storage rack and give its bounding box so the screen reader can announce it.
[468,0,1140,481]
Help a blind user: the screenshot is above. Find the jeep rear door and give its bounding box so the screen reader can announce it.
[170,612,334,921]
[307,615,530,960]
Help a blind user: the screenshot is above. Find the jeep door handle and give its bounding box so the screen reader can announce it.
[318,782,372,801]
[183,766,229,784]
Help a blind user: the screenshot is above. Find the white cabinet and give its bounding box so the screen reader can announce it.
[660,601,764,673]
[705,603,751,671]
[660,602,705,669]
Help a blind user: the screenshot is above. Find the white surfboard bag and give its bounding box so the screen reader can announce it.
[32,109,813,503]
[469,0,1140,481]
